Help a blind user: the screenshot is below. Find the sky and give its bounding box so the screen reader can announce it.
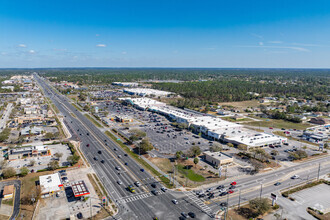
[1,0,330,68]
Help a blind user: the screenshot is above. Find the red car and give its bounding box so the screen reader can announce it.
[269,127,273,129]
[230,181,237,186]
[228,190,234,194]
[86,144,90,147]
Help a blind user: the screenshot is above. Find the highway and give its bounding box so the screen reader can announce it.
[34,74,213,220]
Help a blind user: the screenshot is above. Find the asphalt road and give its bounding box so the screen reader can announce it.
[0,180,21,220]
[34,74,213,220]
[0,102,13,132]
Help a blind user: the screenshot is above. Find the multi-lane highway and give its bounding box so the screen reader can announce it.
[34,74,213,220]
[0,102,13,132]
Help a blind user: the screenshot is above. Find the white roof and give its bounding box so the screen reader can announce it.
[39,173,62,194]
[226,132,287,147]
[123,88,173,96]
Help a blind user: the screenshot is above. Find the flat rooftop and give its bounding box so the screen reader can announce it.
[204,151,232,160]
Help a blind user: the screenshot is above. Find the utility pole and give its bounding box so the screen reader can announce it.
[317,163,321,181]
[225,193,230,219]
[259,184,263,200]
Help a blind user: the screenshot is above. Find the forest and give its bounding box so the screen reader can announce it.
[0,68,329,108]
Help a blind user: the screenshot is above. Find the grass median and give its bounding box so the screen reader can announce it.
[105,131,173,188]
[85,114,102,128]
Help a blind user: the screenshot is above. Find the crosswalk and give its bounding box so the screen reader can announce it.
[119,191,165,204]
[183,191,212,214]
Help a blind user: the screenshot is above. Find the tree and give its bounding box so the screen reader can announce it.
[250,160,265,173]
[129,135,139,143]
[29,160,36,167]
[3,167,16,178]
[130,129,146,138]
[237,144,248,151]
[210,142,223,152]
[270,150,279,156]
[54,153,63,160]
[138,138,154,154]
[193,157,199,167]
[324,143,329,149]
[175,151,183,160]
[227,143,234,148]
[249,198,271,215]
[20,167,29,176]
[48,160,59,170]
[67,155,80,165]
[189,146,201,157]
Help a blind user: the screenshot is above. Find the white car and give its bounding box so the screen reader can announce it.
[117,180,122,185]
[291,175,299,179]
[172,199,178,204]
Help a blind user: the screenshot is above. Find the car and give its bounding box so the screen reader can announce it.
[86,133,89,135]
[124,153,128,156]
[140,168,144,172]
[59,170,66,173]
[281,128,285,130]
[161,187,167,192]
[94,157,98,161]
[98,150,102,154]
[117,180,122,185]
[229,185,236,189]
[188,212,196,218]
[151,183,157,188]
[217,185,225,189]
[219,192,228,196]
[284,142,289,146]
[198,194,206,198]
[181,212,188,218]
[208,194,215,199]
[219,188,226,193]
[124,162,128,166]
[62,177,69,183]
[135,181,141,187]
[151,190,159,195]
[206,187,214,192]
[86,144,90,147]
[172,199,178,204]
[118,155,122,158]
[269,127,273,129]
[128,185,135,193]
[114,148,118,151]
[230,181,237,186]
[115,166,121,171]
[291,175,299,179]
[228,190,234,194]
[179,217,186,220]
[220,202,228,207]
[274,182,281,186]
[77,212,83,219]
[100,160,105,163]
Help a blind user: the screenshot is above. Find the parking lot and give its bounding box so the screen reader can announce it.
[99,101,214,154]
[8,143,72,172]
[36,168,102,220]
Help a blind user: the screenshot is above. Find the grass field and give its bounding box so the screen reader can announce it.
[176,164,205,182]
[244,119,312,130]
[1,198,13,206]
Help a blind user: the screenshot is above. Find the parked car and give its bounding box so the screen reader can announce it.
[172,199,178,204]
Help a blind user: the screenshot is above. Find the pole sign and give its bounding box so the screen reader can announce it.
[102,196,107,206]
[271,193,277,200]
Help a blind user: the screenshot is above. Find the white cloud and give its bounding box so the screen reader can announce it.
[18,44,27,48]
[259,42,264,46]
[121,51,127,55]
[268,41,283,44]
[237,45,309,52]
[29,50,35,54]
[251,33,263,39]
[96,44,106,47]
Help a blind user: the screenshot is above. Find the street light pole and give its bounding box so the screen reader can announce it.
[259,184,263,200]
[238,189,241,209]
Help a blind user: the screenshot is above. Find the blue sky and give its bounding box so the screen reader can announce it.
[1,0,330,68]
